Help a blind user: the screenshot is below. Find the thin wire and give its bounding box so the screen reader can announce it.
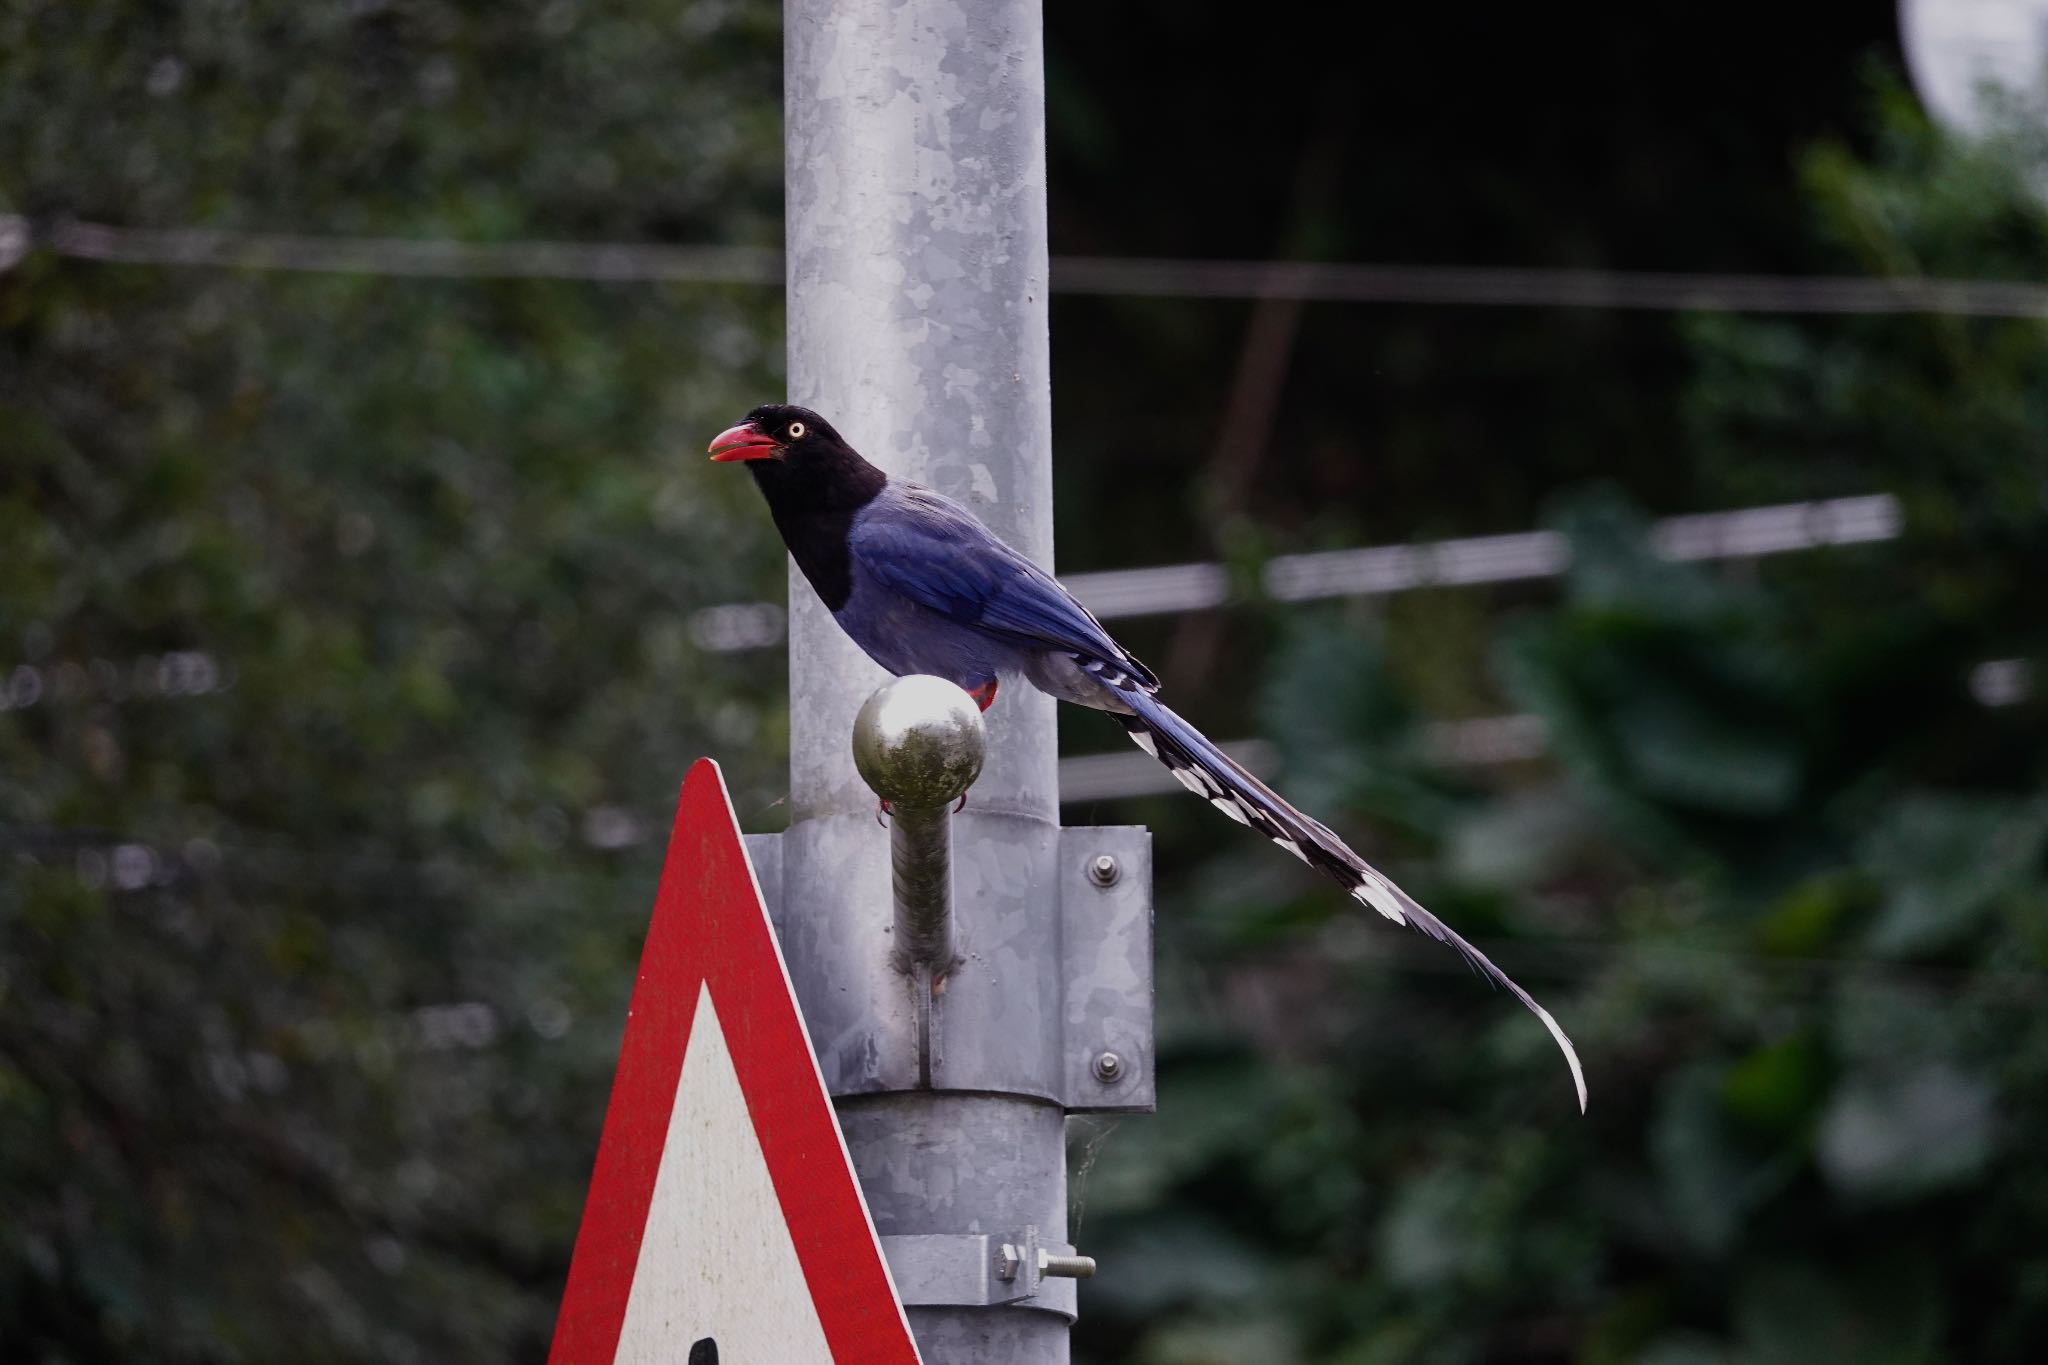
[31,218,782,283]
[14,215,2048,317]
[1053,256,2048,318]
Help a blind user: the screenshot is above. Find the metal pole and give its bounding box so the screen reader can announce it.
[780,4,1073,1364]
[783,0,1058,822]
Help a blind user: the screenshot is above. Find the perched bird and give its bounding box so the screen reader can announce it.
[710,403,1586,1110]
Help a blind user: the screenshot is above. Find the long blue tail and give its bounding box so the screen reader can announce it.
[1117,689,1586,1111]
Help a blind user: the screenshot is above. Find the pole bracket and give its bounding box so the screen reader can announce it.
[880,1229,1088,1322]
[742,821,1155,1111]
[1059,825,1156,1113]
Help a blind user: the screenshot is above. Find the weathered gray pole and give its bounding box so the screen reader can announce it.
[783,0,1058,819]
[762,4,1150,1363]
[781,0,1063,1356]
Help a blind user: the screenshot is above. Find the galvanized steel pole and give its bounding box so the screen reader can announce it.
[762,5,1152,1363]
[783,0,1059,823]
[782,2,1065,1362]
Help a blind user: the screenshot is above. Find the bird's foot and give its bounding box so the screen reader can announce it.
[954,792,968,814]
[966,679,998,712]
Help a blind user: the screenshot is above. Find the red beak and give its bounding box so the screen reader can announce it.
[708,422,780,462]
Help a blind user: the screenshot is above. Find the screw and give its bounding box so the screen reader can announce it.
[1087,853,1120,887]
[1091,1050,1124,1083]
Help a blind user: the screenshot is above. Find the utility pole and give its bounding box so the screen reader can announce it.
[749,4,1155,1363]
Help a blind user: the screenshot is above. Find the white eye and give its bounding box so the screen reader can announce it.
[787,421,806,439]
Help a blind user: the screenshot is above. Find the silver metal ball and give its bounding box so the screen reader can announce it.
[850,675,988,807]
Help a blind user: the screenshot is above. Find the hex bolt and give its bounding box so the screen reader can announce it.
[1038,1250,1097,1280]
[1086,852,1120,887]
[1091,1050,1124,1084]
[996,1241,1096,1283]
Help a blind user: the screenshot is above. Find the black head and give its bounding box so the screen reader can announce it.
[708,403,849,466]
[706,402,886,516]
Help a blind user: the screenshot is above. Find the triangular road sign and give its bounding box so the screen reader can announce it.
[549,759,921,1365]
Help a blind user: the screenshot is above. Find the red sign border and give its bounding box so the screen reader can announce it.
[548,758,921,1364]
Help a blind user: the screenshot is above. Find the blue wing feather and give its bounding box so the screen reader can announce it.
[848,486,1156,687]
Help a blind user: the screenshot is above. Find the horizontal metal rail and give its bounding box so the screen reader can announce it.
[691,494,1902,650]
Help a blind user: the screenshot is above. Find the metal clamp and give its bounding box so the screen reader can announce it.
[1061,827,1156,1112]
[880,1228,1091,1322]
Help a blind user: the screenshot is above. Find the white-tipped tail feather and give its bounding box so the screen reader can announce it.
[1116,690,1587,1112]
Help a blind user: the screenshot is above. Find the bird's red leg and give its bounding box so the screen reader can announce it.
[876,798,890,828]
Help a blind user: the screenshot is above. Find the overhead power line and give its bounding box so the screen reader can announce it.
[29,218,781,283]
[11,216,2048,317]
[1052,256,2048,317]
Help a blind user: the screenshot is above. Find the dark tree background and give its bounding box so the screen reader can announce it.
[5,3,2047,1362]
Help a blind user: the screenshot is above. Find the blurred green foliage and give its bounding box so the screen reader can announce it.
[4,6,2047,1365]
[1072,93,2048,1365]
[3,4,788,1360]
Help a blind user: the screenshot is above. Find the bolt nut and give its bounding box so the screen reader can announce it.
[995,1242,1023,1282]
[1086,853,1120,887]
[1091,1050,1124,1083]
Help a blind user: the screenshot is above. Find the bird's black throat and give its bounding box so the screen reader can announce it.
[746,444,887,612]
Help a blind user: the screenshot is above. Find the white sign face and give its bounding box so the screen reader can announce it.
[612,984,837,1365]
[1901,0,2048,135]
